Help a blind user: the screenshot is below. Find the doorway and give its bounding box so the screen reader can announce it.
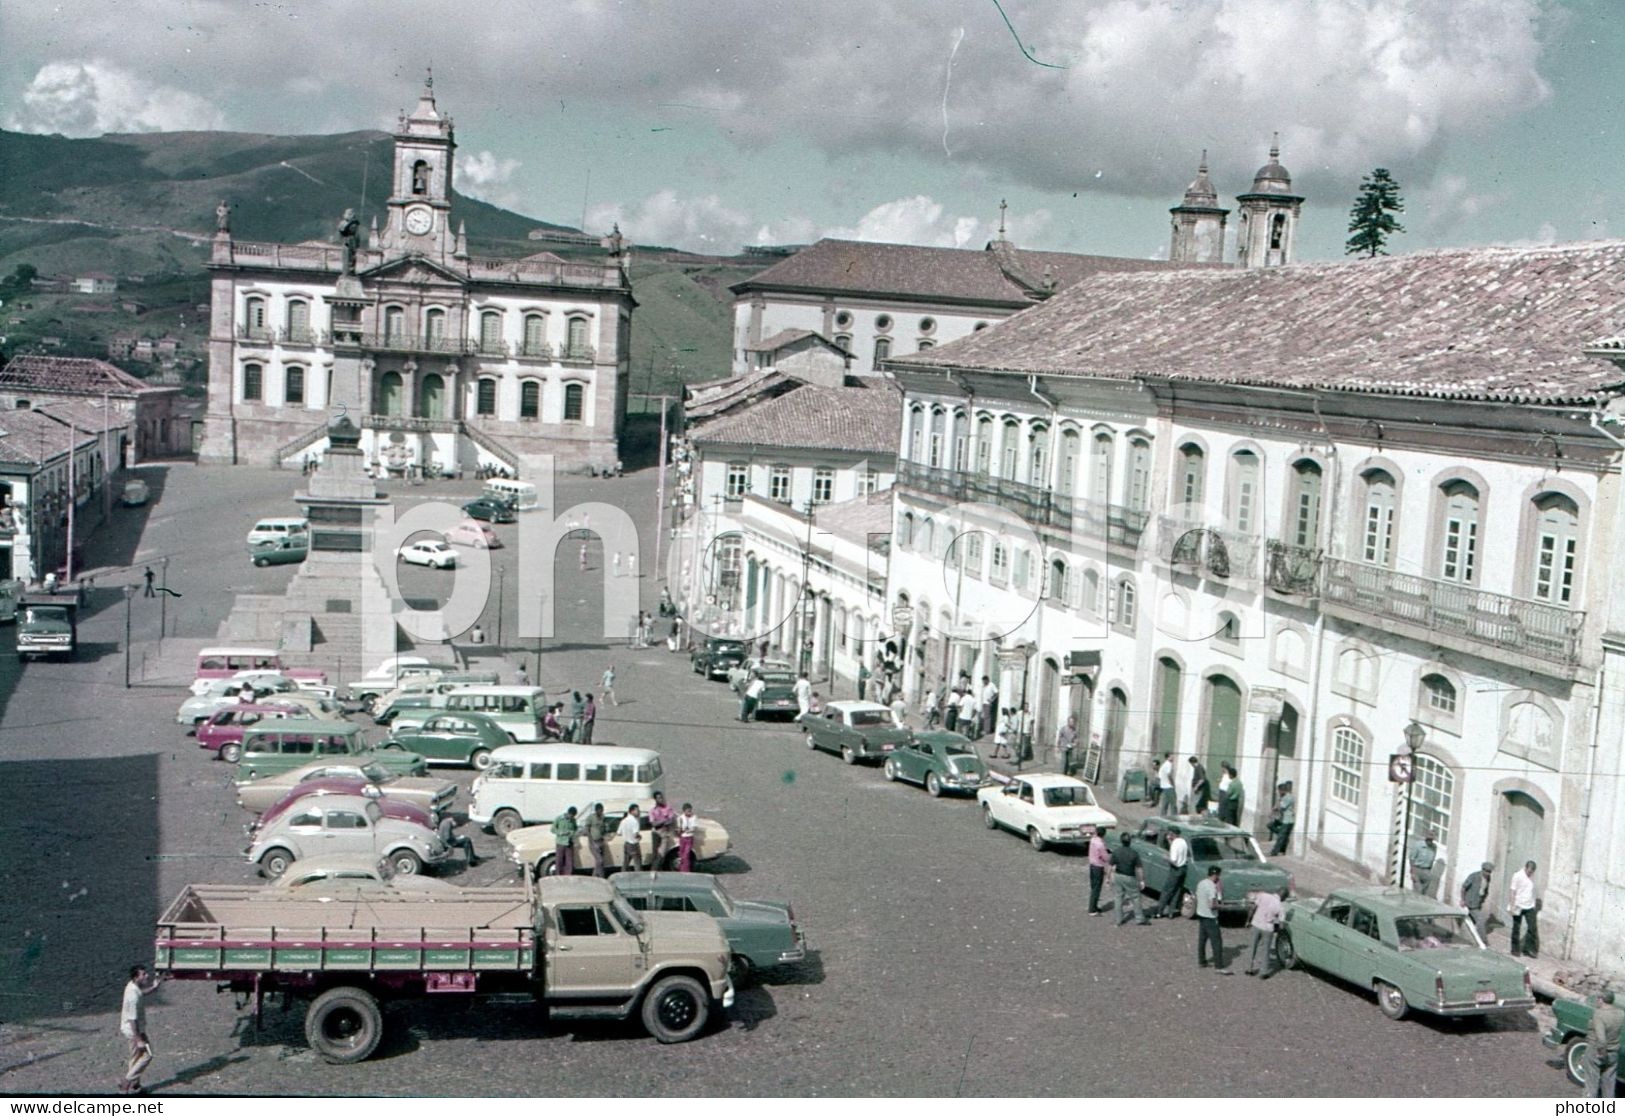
[1104,686,1128,784]
[1498,791,1546,912]
[1204,674,1242,772]
[1038,656,1060,763]
[1265,703,1300,797]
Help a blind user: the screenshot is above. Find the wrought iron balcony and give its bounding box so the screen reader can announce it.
[896,460,1146,547]
[353,332,479,356]
[362,414,461,435]
[236,324,273,342]
[560,343,596,363]
[1266,540,1322,596]
[1072,496,1149,550]
[1322,556,1585,669]
[519,342,553,359]
[1158,516,1258,579]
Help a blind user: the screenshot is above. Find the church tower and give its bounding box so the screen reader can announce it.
[1168,151,1229,264]
[1234,136,1304,269]
[377,73,458,261]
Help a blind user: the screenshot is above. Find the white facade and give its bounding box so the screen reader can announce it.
[732,295,996,376]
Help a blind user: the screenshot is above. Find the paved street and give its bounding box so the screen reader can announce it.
[0,462,1575,1096]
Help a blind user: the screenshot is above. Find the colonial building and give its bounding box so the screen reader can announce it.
[886,239,1625,967]
[199,80,634,474]
[0,407,104,582]
[0,355,188,460]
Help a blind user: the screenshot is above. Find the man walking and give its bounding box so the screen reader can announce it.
[794,672,813,717]
[585,803,609,877]
[1409,830,1440,898]
[1507,860,1539,957]
[142,566,155,598]
[1157,753,1177,817]
[601,664,618,706]
[551,806,579,877]
[1195,866,1232,973]
[957,688,980,740]
[1220,765,1243,825]
[1461,861,1494,941]
[979,675,998,740]
[1156,825,1191,919]
[741,674,764,722]
[1585,989,1623,1099]
[580,693,597,746]
[118,964,161,1094]
[647,792,676,870]
[617,803,645,872]
[1086,827,1109,916]
[1188,755,1211,814]
[1269,781,1296,855]
[1057,715,1079,777]
[1109,832,1149,926]
[1246,889,1284,977]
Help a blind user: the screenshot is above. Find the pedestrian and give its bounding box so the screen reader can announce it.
[612,551,622,577]
[142,566,155,598]
[585,803,609,877]
[1086,826,1109,916]
[1269,780,1296,855]
[579,542,588,571]
[581,693,597,745]
[659,586,674,616]
[1156,825,1191,919]
[1188,755,1211,814]
[117,964,161,1094]
[1057,715,1079,777]
[740,674,762,722]
[957,688,980,740]
[676,803,699,872]
[857,661,870,701]
[1157,753,1177,817]
[1109,832,1150,926]
[1409,830,1440,898]
[809,690,824,714]
[568,690,585,741]
[794,672,813,717]
[618,803,644,871]
[799,638,813,677]
[1585,989,1623,1099]
[1507,860,1539,957]
[668,616,683,652]
[551,806,579,877]
[648,792,675,869]
[470,623,485,645]
[980,675,998,738]
[602,664,618,706]
[1195,866,1232,973]
[889,690,908,728]
[991,708,1011,759]
[1246,889,1285,976]
[516,660,529,687]
[542,704,564,741]
[922,685,940,728]
[1220,764,1244,825]
[1461,861,1494,942]
[438,815,481,866]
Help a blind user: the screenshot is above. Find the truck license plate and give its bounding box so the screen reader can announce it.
[1474,990,1496,1005]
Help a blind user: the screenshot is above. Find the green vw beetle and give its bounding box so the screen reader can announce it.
[1275,885,1534,1021]
[883,731,987,796]
[385,711,511,770]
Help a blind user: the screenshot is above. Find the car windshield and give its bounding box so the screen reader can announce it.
[1395,914,1482,950]
[850,710,895,727]
[715,642,744,654]
[1043,785,1096,807]
[359,763,390,783]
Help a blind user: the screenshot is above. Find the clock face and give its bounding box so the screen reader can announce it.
[405,207,433,235]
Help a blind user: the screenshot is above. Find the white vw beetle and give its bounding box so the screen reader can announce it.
[978,773,1117,852]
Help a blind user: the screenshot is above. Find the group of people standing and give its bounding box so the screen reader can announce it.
[538,690,598,744]
[548,792,702,876]
[1152,753,1254,832]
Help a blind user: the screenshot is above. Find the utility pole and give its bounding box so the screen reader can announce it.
[654,393,669,577]
[65,418,76,584]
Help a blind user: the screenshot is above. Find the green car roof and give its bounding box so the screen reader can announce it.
[1314,885,1463,916]
[1140,815,1253,838]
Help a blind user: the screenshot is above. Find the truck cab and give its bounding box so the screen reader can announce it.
[16,589,79,659]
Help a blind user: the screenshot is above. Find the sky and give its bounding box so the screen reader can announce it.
[4,0,1622,261]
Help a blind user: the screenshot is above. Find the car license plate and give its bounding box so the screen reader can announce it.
[1474,989,1496,1005]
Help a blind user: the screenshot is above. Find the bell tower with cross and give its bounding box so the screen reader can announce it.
[379,69,458,260]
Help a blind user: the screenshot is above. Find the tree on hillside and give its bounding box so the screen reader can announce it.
[2,263,37,290]
[1346,169,1405,258]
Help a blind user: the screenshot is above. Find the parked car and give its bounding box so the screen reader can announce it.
[506,811,730,876]
[235,760,458,816]
[233,720,427,782]
[1275,886,1535,1021]
[246,793,450,879]
[121,479,150,507]
[249,536,308,567]
[385,711,511,770]
[1129,815,1292,915]
[799,700,910,764]
[194,703,305,763]
[176,677,300,725]
[341,658,437,704]
[612,873,805,983]
[398,540,458,569]
[883,731,988,796]
[269,854,462,896]
[1543,993,1625,1091]
[690,637,747,680]
[462,497,517,524]
[728,657,792,694]
[445,520,502,549]
[978,773,1118,851]
[749,670,800,720]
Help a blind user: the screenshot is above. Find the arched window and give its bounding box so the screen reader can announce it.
[284,365,305,405]
[1058,428,1081,497]
[1126,437,1152,511]
[952,410,968,470]
[566,316,592,358]
[519,380,541,419]
[1411,754,1455,848]
[1029,425,1049,486]
[990,541,1010,584]
[873,336,891,365]
[1329,724,1365,808]
[1177,443,1205,509]
[424,308,446,343]
[411,159,429,195]
[244,295,267,338]
[1153,656,1182,750]
[899,512,915,547]
[1439,480,1481,583]
[920,517,935,555]
[1421,673,1457,715]
[241,362,263,402]
[1083,568,1101,613]
[976,415,993,475]
[917,339,934,352]
[929,408,945,468]
[1090,432,1114,505]
[1290,459,1323,547]
[1000,419,1020,480]
[833,333,852,353]
[908,406,925,464]
[523,313,547,356]
[285,299,310,342]
[476,377,497,417]
[1215,610,1240,645]
[378,371,403,416]
[1048,557,1068,603]
[562,382,586,423]
[419,373,444,420]
[1361,469,1397,566]
[480,310,505,354]
[1531,493,1580,603]
[384,305,406,343]
[1229,449,1261,533]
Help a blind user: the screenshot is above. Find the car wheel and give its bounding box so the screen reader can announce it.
[389,850,423,876]
[260,848,294,879]
[253,555,269,567]
[641,974,709,1044]
[1180,891,1197,919]
[660,848,681,871]
[806,732,817,750]
[219,743,242,764]
[534,853,559,877]
[1564,1036,1589,1088]
[470,748,492,771]
[841,745,857,765]
[305,985,383,1064]
[983,804,997,830]
[883,758,899,782]
[1274,930,1299,970]
[382,742,405,751]
[729,954,754,985]
[1028,827,1047,852]
[926,772,943,797]
[1375,980,1408,1021]
[492,809,522,837]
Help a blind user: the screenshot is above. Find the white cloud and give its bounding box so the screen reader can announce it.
[456,150,523,209]
[1414,174,1506,236]
[6,59,226,136]
[825,196,1052,249]
[585,191,758,251]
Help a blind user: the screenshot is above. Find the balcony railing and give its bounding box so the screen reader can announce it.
[519,342,553,359]
[898,461,1145,547]
[362,414,462,435]
[1266,540,1322,596]
[351,332,481,356]
[222,241,626,290]
[559,344,596,363]
[1158,516,1258,579]
[1322,557,1585,668]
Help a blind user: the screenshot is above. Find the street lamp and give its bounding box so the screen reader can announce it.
[122,583,136,689]
[158,555,170,641]
[1397,719,1426,889]
[494,564,506,648]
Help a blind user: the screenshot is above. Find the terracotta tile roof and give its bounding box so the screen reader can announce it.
[0,355,161,398]
[690,382,901,454]
[814,492,894,545]
[894,241,1625,405]
[37,400,129,433]
[684,369,797,424]
[0,408,99,466]
[731,237,1191,307]
[746,328,818,352]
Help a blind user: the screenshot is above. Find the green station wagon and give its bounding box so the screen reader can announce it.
[883,731,987,796]
[1276,886,1535,1021]
[1131,816,1293,915]
[612,873,805,984]
[235,719,428,782]
[384,711,511,770]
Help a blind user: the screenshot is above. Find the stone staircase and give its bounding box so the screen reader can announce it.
[276,422,330,469]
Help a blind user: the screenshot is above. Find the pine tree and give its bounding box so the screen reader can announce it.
[1346,168,1406,258]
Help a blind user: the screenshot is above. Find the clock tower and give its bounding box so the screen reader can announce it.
[379,74,458,261]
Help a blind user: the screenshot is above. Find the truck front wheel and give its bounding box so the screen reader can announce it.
[641,974,709,1043]
[305,986,383,1064]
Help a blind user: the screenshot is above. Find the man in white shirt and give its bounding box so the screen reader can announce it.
[957,689,981,740]
[617,804,645,872]
[118,964,161,1094]
[1157,753,1177,817]
[1156,825,1192,919]
[1507,860,1539,958]
[1195,867,1233,974]
[980,677,999,739]
[794,673,813,716]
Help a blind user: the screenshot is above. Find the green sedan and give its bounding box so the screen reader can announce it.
[1544,994,1625,1091]
[883,731,987,796]
[384,711,510,770]
[1130,815,1292,916]
[612,873,806,984]
[1276,886,1535,1021]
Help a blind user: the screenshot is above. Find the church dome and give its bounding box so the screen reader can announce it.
[1248,137,1294,194]
[1181,151,1219,207]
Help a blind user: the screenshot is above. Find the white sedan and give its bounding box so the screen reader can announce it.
[978,773,1118,852]
[398,540,458,569]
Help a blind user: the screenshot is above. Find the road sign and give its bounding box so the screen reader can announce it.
[890,605,914,629]
[1388,753,1415,784]
[997,647,1032,667]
